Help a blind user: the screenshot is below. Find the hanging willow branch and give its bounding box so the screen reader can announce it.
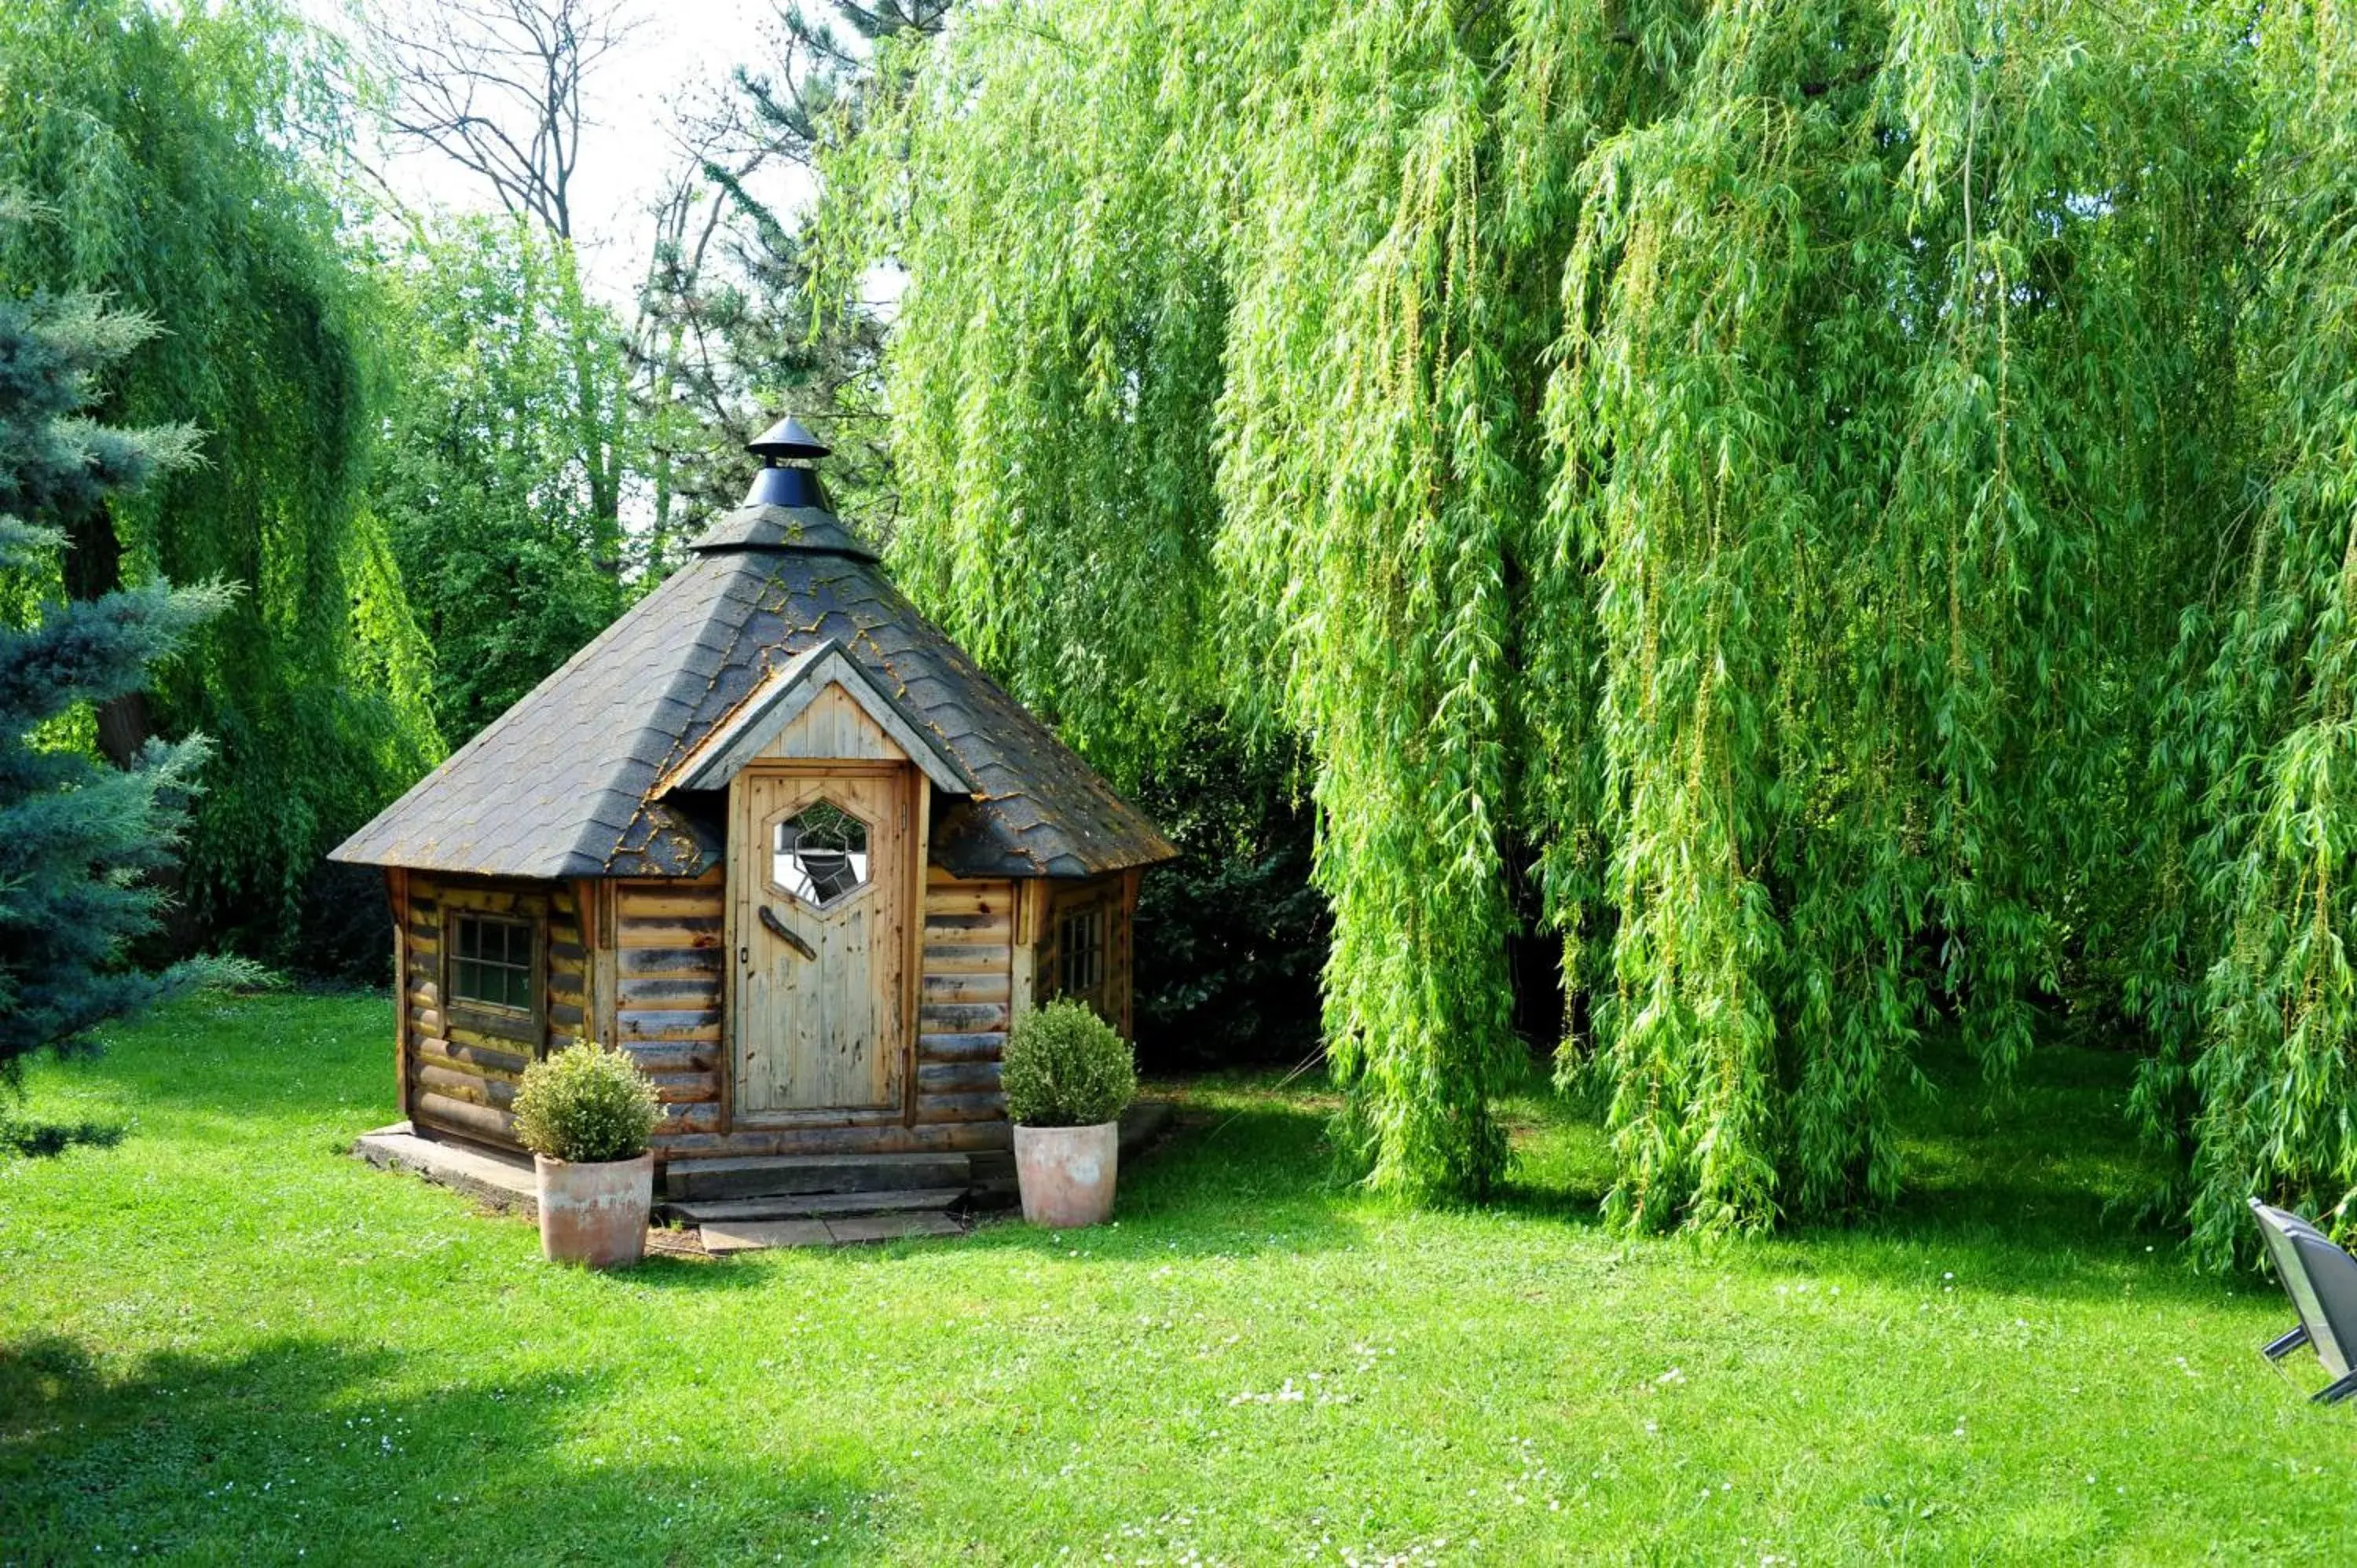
[820,0,2355,1258]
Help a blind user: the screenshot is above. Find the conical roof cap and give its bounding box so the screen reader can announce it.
[748,415,830,462]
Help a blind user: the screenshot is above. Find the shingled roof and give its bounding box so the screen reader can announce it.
[332,491,1176,882]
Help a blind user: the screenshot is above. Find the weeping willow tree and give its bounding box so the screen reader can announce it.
[372,216,637,746]
[2119,4,2357,1266]
[0,0,438,954]
[825,0,2357,1254]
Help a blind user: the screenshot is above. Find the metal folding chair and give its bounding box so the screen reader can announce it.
[2249,1197,2357,1405]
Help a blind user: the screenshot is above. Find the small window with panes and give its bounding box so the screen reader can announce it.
[1054,903,1109,1019]
[449,913,536,1013]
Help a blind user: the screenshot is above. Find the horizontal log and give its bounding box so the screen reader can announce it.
[927,870,1014,892]
[548,1002,585,1032]
[409,1007,444,1037]
[619,976,724,1008]
[438,887,548,917]
[449,1017,540,1051]
[616,919,724,947]
[619,1009,724,1042]
[656,1101,720,1134]
[405,977,441,1006]
[923,943,1011,974]
[923,892,1011,918]
[918,1032,1005,1063]
[647,1070,720,1105]
[923,910,1011,935]
[923,973,1010,1004]
[921,1002,1008,1031]
[414,1090,516,1143]
[650,1119,1010,1159]
[915,1090,1007,1123]
[549,940,587,968]
[416,1063,518,1109]
[620,1042,717,1074]
[618,890,727,919]
[418,1035,529,1079]
[405,923,439,952]
[619,945,724,977]
[918,1060,1002,1094]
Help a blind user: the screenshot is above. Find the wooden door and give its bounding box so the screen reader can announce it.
[730,765,911,1116]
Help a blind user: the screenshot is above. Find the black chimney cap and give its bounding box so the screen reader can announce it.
[747,415,830,463]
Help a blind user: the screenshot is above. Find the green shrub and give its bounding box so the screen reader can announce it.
[1002,999,1138,1127]
[512,1041,659,1163]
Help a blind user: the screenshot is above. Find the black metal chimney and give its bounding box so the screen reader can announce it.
[742,415,832,509]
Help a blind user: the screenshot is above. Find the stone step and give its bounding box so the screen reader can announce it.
[700,1211,965,1255]
[661,1187,966,1225]
[662,1152,973,1202]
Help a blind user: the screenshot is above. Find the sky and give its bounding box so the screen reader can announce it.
[306,0,816,303]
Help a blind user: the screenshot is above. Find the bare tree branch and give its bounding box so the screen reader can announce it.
[371,0,641,240]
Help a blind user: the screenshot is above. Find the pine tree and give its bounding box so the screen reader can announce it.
[0,282,243,1153]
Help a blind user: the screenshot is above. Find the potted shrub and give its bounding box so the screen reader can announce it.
[1002,998,1138,1228]
[512,1041,660,1268]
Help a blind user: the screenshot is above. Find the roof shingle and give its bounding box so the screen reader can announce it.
[332,504,1175,880]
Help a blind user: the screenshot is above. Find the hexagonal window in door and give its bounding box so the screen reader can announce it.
[769,799,871,910]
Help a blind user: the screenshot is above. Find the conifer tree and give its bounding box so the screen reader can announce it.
[0,282,242,1152]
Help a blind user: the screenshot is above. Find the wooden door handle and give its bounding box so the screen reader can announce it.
[758,904,817,960]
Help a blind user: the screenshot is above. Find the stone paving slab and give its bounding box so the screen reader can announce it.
[699,1210,966,1254]
[354,1122,539,1217]
[701,1218,834,1255]
[1120,1098,1175,1155]
[824,1211,964,1244]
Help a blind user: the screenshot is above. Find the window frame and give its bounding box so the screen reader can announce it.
[1051,901,1112,1020]
[768,797,874,912]
[442,909,545,1042]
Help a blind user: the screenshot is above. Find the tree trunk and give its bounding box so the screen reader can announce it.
[63,500,154,767]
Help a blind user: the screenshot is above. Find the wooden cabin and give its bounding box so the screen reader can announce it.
[332,418,1175,1195]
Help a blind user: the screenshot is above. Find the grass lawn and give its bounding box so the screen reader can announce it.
[2,992,2353,1564]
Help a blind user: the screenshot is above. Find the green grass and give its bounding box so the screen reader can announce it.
[3,992,2352,1564]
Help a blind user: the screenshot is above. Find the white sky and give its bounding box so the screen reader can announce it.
[308,0,816,303]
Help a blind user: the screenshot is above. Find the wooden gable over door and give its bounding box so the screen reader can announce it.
[662,636,970,799]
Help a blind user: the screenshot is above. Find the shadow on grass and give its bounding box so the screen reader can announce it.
[0,1332,873,1564]
[1138,1031,2231,1308]
[1596,1033,2223,1306]
[954,1094,1371,1262]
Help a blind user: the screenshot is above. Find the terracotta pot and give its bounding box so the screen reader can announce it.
[533,1152,653,1268]
[1013,1121,1119,1228]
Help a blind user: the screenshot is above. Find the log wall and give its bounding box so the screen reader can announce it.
[387,863,1107,1163]
[399,875,586,1150]
[607,872,728,1144]
[915,867,1019,1129]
